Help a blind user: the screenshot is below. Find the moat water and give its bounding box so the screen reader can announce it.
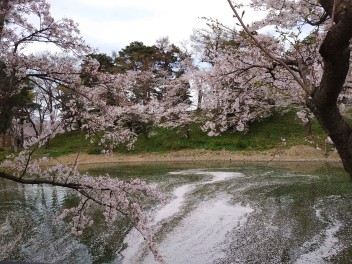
[1,161,352,263]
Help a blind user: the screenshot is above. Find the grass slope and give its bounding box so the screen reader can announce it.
[32,109,326,158]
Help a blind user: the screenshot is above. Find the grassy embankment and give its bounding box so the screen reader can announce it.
[30,109,329,158]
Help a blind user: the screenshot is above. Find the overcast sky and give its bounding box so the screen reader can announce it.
[47,0,238,55]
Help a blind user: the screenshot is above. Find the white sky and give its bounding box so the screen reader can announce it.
[47,0,239,55]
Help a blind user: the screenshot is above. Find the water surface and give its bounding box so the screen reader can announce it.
[1,161,352,263]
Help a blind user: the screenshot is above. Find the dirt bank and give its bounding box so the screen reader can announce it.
[47,145,341,166]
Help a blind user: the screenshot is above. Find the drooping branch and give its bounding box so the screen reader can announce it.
[0,1,167,261]
[0,170,81,189]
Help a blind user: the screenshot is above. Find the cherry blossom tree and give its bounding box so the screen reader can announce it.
[191,21,285,135]
[112,39,193,140]
[157,73,194,139]
[208,0,352,176]
[191,19,238,110]
[0,1,164,260]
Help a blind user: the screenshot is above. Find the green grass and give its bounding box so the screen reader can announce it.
[35,130,91,157]
[29,109,326,158]
[121,109,325,153]
[0,147,11,161]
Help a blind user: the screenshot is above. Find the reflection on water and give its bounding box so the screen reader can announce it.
[0,182,91,263]
[1,162,352,263]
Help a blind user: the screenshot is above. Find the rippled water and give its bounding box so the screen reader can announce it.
[1,162,352,263]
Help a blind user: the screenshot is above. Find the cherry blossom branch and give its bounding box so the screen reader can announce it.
[0,170,80,188]
[13,24,53,53]
[0,167,164,261]
[19,144,39,179]
[226,0,308,93]
[0,1,168,262]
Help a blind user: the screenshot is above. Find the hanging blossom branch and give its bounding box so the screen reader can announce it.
[226,0,308,93]
[0,1,169,262]
[0,155,165,262]
[0,81,165,262]
[1,101,164,262]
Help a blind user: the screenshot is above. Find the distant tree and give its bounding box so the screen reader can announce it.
[158,76,194,139]
[191,19,239,66]
[191,22,279,135]
[0,63,37,149]
[115,39,189,101]
[111,39,192,140]
[115,41,158,73]
[88,53,116,73]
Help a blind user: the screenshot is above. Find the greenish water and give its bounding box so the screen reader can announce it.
[1,162,352,263]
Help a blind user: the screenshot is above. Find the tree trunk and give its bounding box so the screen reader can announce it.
[184,125,191,139]
[27,113,39,137]
[304,120,312,134]
[20,118,24,148]
[142,125,148,141]
[309,104,352,175]
[197,89,203,110]
[308,0,352,177]
[12,131,17,152]
[2,132,5,147]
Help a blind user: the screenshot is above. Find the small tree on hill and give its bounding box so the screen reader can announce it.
[191,21,281,135]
